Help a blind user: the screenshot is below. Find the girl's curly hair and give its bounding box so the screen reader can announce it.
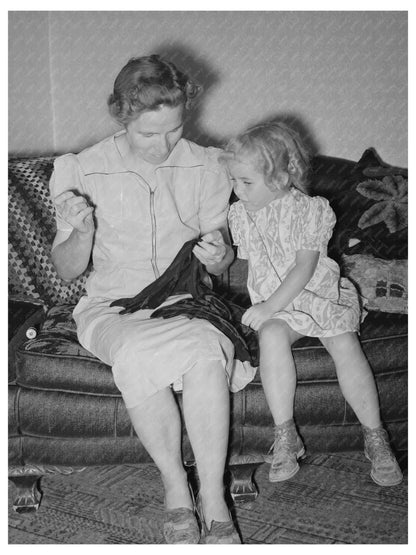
[224,120,311,194]
[108,54,202,125]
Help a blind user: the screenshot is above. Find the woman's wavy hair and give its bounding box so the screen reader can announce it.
[224,120,311,194]
[108,54,202,125]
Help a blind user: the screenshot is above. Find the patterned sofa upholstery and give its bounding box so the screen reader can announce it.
[8,151,408,513]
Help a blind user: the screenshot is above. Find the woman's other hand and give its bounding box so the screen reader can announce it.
[55,191,95,234]
[51,191,95,281]
[193,230,227,266]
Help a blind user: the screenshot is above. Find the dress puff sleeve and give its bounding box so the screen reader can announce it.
[228,202,249,260]
[198,148,233,235]
[49,153,86,233]
[296,195,336,252]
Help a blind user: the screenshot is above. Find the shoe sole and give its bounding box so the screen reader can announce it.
[269,446,306,483]
[369,470,403,487]
[364,452,403,487]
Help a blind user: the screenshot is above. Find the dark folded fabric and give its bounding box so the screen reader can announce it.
[110,239,205,311]
[110,239,258,366]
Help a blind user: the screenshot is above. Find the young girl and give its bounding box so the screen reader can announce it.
[224,120,403,487]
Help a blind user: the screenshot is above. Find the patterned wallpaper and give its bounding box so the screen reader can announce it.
[9,11,407,166]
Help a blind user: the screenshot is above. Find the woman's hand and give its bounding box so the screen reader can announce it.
[242,302,275,331]
[54,191,95,235]
[193,230,227,266]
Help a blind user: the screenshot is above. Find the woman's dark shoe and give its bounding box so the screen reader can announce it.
[196,495,241,544]
[201,519,241,544]
[163,506,200,544]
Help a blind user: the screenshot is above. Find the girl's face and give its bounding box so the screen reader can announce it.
[125,104,184,164]
[227,158,287,211]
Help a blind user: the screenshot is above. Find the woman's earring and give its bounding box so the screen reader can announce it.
[287,159,297,174]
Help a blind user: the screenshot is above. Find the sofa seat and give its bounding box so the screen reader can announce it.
[10,304,408,468]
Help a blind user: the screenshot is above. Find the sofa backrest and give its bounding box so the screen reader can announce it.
[8,149,407,313]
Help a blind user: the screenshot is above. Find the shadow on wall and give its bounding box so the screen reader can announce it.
[155,42,322,156]
[245,111,321,158]
[145,43,322,158]
[154,42,223,147]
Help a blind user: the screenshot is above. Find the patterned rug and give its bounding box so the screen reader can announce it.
[8,452,408,544]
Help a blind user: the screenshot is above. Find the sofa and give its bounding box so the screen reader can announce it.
[8,148,408,514]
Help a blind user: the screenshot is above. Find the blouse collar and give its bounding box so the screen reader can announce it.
[111,131,204,171]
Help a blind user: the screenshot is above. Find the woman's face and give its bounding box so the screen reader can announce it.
[125,104,184,164]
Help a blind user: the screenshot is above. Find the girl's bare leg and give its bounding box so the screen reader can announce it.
[320,332,381,428]
[258,319,303,425]
[321,332,402,486]
[258,319,305,482]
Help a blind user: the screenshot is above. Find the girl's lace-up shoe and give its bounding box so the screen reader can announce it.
[268,419,305,482]
[362,425,403,486]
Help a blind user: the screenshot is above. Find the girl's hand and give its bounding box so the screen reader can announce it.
[55,191,95,234]
[193,230,227,266]
[242,302,275,331]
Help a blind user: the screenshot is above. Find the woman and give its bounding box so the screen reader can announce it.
[50,54,252,544]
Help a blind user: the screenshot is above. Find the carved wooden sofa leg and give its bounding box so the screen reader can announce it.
[8,465,86,513]
[228,456,265,504]
[184,457,264,504]
[9,474,42,514]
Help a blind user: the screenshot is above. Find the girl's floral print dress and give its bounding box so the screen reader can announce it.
[228,187,362,337]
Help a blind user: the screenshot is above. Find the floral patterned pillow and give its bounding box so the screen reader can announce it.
[311,149,407,262]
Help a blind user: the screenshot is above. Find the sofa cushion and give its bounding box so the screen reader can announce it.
[16,304,407,394]
[8,157,90,307]
[342,254,407,314]
[310,148,407,262]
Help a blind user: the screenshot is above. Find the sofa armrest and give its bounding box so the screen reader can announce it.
[8,299,47,383]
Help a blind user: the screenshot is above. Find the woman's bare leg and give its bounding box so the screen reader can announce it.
[127,387,192,510]
[182,360,230,527]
